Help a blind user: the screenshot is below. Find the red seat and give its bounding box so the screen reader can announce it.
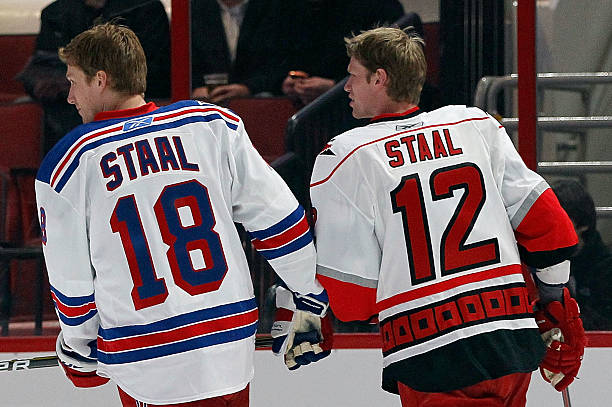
[0,102,43,168]
[0,166,21,245]
[0,35,36,104]
[0,102,52,331]
[227,97,297,163]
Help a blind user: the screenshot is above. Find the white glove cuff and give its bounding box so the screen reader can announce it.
[56,332,98,373]
[275,285,297,311]
[535,260,570,285]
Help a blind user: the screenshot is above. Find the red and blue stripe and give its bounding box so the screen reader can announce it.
[50,285,98,326]
[249,205,313,260]
[97,298,258,365]
[37,101,241,193]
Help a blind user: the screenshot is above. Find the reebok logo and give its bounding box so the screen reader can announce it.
[395,121,423,131]
[123,116,153,131]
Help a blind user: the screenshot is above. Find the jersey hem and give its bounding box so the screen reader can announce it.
[114,371,253,404]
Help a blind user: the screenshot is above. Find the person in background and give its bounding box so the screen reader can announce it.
[310,27,586,406]
[17,0,170,154]
[190,0,292,104]
[35,22,330,406]
[281,0,404,107]
[551,178,612,331]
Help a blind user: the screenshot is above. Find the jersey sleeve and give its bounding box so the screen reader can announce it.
[35,180,104,375]
[227,119,322,296]
[473,112,578,278]
[310,144,379,321]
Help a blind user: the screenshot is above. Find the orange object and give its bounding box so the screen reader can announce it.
[289,70,309,79]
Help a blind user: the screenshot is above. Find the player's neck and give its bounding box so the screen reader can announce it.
[103,93,147,114]
[377,100,417,117]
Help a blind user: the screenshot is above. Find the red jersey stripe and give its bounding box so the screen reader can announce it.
[310,116,490,188]
[51,125,122,187]
[98,309,258,352]
[51,107,239,188]
[153,107,239,123]
[251,215,310,250]
[376,264,523,313]
[51,291,97,318]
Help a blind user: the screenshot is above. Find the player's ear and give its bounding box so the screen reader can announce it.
[94,70,108,89]
[374,68,388,87]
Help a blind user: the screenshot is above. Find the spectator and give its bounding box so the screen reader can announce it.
[17,0,170,154]
[190,0,291,104]
[281,0,404,107]
[552,179,612,330]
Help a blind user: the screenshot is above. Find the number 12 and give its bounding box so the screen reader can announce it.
[391,163,500,286]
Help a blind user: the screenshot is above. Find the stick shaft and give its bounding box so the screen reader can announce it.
[0,336,273,372]
[562,387,572,407]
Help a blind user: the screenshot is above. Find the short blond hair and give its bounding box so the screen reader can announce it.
[345,27,426,104]
[59,22,147,95]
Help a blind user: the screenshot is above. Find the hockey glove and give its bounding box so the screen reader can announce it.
[534,287,587,391]
[56,332,109,388]
[270,284,333,369]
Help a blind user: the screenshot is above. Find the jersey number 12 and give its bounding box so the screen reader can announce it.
[391,163,500,286]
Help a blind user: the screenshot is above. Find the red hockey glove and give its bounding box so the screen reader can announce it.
[58,362,111,388]
[56,333,110,388]
[534,288,587,391]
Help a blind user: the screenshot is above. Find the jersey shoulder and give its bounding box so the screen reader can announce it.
[425,105,490,123]
[37,100,241,185]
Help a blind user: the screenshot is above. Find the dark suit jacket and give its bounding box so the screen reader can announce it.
[35,0,171,99]
[285,0,405,82]
[191,0,291,95]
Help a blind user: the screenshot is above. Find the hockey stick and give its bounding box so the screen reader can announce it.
[0,336,274,372]
[561,387,572,407]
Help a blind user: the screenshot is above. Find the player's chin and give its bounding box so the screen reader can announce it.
[350,107,364,119]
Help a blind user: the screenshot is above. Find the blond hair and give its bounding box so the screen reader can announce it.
[345,27,426,104]
[59,22,147,95]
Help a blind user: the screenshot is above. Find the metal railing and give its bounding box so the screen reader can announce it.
[474,72,612,116]
[474,72,612,219]
[272,78,367,207]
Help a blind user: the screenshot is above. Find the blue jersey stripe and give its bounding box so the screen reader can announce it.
[257,231,313,260]
[98,322,258,364]
[50,285,95,306]
[56,308,98,326]
[52,114,237,192]
[98,298,257,340]
[38,100,203,183]
[248,205,304,240]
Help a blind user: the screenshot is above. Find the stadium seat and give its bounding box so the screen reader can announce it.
[0,102,43,168]
[227,97,297,163]
[0,101,51,334]
[0,35,36,104]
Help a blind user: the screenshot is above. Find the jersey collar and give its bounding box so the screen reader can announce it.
[370,106,421,124]
[94,102,158,122]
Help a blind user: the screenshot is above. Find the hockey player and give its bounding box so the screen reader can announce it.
[35,23,330,406]
[310,27,586,406]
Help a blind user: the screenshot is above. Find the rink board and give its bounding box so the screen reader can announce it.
[0,333,610,406]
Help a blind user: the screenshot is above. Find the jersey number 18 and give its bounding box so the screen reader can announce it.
[111,179,228,310]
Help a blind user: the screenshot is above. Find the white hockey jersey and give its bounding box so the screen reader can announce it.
[36,100,322,403]
[310,105,577,392]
